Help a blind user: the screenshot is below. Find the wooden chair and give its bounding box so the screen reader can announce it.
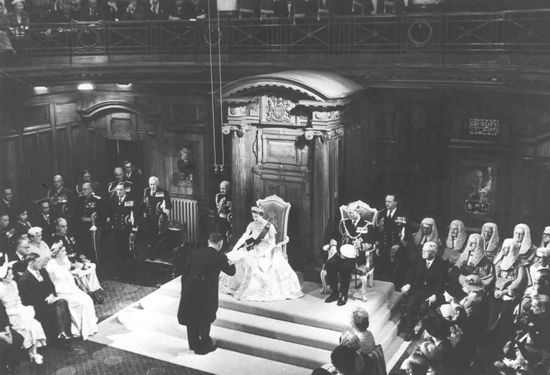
[257,194,291,259]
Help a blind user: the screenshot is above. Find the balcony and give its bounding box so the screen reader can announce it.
[3,8,550,64]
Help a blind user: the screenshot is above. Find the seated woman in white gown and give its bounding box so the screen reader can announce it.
[46,242,98,340]
[220,206,303,302]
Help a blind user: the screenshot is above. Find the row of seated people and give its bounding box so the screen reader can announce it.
[320,194,548,374]
[0,238,100,372]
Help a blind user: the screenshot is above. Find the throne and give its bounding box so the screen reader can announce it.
[320,200,378,300]
[257,195,291,259]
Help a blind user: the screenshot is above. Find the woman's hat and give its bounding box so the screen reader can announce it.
[459,274,486,292]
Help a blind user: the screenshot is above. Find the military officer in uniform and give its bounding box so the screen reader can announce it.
[74,182,103,262]
[142,176,171,248]
[214,180,232,244]
[47,175,75,222]
[107,167,134,198]
[106,182,140,279]
[374,194,408,286]
[75,169,102,197]
[324,202,374,306]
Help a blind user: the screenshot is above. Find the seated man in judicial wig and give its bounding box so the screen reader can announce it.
[177,232,235,355]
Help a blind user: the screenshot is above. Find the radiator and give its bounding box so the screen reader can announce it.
[169,197,199,245]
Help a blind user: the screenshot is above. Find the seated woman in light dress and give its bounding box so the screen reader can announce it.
[0,262,47,365]
[220,206,303,302]
[46,242,98,340]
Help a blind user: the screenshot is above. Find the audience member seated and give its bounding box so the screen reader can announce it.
[0,261,47,365]
[144,0,168,20]
[17,252,72,344]
[442,219,466,266]
[33,200,54,240]
[481,222,500,262]
[46,242,98,339]
[513,223,537,267]
[487,239,527,350]
[51,218,104,303]
[350,306,376,356]
[409,217,440,263]
[330,344,366,375]
[0,2,15,55]
[530,247,550,284]
[539,226,550,248]
[27,226,51,261]
[0,212,15,256]
[399,241,446,341]
[0,298,24,374]
[12,206,31,240]
[11,237,31,279]
[419,311,454,374]
[103,0,121,20]
[0,187,16,221]
[121,0,144,20]
[401,349,429,375]
[451,233,495,289]
[168,0,195,20]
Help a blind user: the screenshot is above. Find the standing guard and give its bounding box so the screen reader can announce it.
[214,180,232,244]
[74,182,103,262]
[142,176,171,249]
[47,175,75,221]
[106,182,141,279]
[107,167,134,198]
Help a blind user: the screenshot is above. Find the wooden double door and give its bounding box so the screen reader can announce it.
[252,127,311,267]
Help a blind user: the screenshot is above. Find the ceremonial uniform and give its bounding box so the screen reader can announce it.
[374,208,407,284]
[214,192,231,242]
[142,186,171,245]
[46,186,75,221]
[325,218,372,305]
[107,193,140,278]
[74,193,102,262]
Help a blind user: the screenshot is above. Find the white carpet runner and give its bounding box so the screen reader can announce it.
[90,277,407,375]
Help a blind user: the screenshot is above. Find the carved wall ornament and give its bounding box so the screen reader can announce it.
[222,123,250,137]
[263,97,295,124]
[303,127,344,141]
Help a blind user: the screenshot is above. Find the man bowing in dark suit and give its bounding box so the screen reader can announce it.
[177,232,235,355]
[399,241,446,341]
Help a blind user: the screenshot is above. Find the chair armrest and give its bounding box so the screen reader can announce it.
[277,235,289,247]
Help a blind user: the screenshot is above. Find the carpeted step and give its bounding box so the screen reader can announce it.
[115,307,332,370]
[139,290,402,354]
[93,311,310,375]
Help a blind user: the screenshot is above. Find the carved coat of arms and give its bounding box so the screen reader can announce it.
[265,97,294,123]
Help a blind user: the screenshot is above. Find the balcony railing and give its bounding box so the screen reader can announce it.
[5,9,550,59]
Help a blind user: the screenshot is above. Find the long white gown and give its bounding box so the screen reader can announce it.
[46,258,98,340]
[220,220,303,302]
[0,280,47,349]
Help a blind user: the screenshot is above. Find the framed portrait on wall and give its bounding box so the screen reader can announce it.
[165,132,205,198]
[457,160,496,220]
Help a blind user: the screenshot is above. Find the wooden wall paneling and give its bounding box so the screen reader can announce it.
[231,128,256,238]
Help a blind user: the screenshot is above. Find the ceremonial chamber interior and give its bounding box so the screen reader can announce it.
[1,1,550,375]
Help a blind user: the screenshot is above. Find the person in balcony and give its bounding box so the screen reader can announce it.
[77,0,104,21]
[168,0,197,20]
[7,0,29,42]
[104,0,121,21]
[121,0,144,20]
[144,0,168,20]
[0,2,15,54]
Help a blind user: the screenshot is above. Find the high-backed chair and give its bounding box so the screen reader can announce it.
[257,194,291,259]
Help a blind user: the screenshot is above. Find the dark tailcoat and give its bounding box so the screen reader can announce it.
[177,246,235,325]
